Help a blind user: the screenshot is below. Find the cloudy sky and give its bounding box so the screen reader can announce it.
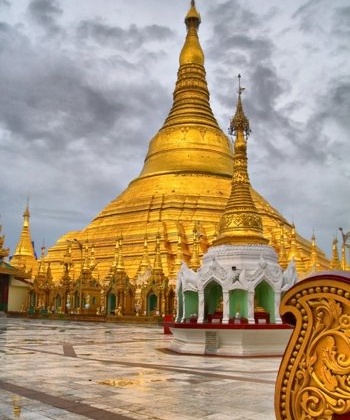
[1,0,349,259]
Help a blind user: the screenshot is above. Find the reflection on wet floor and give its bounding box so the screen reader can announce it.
[12,396,21,419]
[0,318,279,420]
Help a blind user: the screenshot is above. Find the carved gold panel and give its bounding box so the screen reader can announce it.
[275,272,350,420]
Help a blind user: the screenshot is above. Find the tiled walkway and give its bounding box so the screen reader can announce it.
[0,318,279,419]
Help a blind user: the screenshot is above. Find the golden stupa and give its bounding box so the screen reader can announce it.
[46,0,329,280]
[10,1,334,315]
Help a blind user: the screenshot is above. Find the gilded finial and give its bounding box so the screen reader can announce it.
[238,73,243,94]
[185,0,201,27]
[229,74,250,137]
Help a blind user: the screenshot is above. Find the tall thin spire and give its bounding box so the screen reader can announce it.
[0,224,9,262]
[308,232,319,271]
[213,75,268,246]
[173,230,184,274]
[137,234,151,274]
[116,234,125,272]
[153,232,163,272]
[330,237,341,270]
[11,203,36,271]
[278,224,288,269]
[287,223,305,272]
[190,222,201,269]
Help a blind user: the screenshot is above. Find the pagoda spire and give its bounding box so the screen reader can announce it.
[278,224,288,269]
[137,234,151,274]
[213,75,268,246]
[11,203,36,271]
[330,237,341,270]
[82,242,90,273]
[116,234,125,272]
[190,222,201,269]
[171,229,183,276]
[38,245,46,275]
[308,232,319,272]
[153,232,163,272]
[287,223,305,272]
[0,224,9,262]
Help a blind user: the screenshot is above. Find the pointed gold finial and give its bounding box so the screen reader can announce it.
[180,0,203,66]
[185,0,201,27]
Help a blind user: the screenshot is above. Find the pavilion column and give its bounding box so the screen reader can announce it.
[175,293,181,322]
[222,291,229,324]
[248,291,255,323]
[274,291,282,324]
[181,293,186,323]
[197,291,204,323]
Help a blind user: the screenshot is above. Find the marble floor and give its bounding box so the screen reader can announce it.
[0,317,280,419]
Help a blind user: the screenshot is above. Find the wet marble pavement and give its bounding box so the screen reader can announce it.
[0,318,280,419]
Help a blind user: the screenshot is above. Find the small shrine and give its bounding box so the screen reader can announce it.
[169,75,297,356]
[176,246,297,326]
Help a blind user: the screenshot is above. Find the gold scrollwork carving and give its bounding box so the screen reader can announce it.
[275,272,350,419]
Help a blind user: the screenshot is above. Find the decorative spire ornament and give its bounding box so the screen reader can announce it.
[214,75,267,246]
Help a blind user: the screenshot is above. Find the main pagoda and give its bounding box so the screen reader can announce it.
[34,0,330,315]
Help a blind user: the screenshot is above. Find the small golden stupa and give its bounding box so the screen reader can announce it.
[10,1,332,316]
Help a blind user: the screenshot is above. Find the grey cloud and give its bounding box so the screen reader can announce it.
[295,76,350,164]
[77,20,174,51]
[294,0,350,38]
[205,0,349,174]
[0,9,173,233]
[292,0,324,33]
[332,5,350,38]
[0,0,10,8]
[207,1,260,33]
[28,0,63,34]
[0,20,169,162]
[203,3,292,166]
[331,78,350,129]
